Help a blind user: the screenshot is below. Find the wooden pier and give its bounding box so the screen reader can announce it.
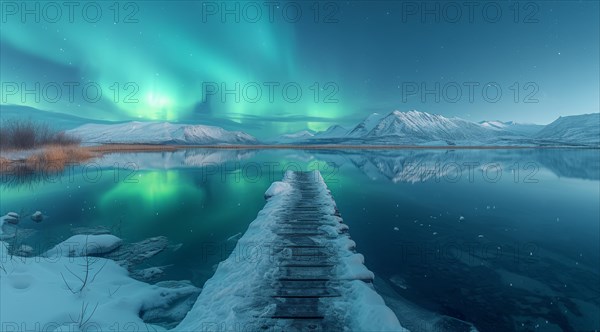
[177,171,402,331]
[268,171,351,330]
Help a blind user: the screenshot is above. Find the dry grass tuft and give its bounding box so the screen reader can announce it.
[16,146,95,173]
[0,157,12,170]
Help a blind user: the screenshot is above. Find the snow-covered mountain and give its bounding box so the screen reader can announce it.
[535,113,600,145]
[364,110,505,144]
[69,112,597,146]
[268,130,316,143]
[479,120,544,136]
[315,125,348,138]
[67,122,258,145]
[347,113,386,137]
[267,126,350,143]
[271,110,598,146]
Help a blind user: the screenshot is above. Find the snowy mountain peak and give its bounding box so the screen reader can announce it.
[326,125,345,130]
[347,112,387,137]
[346,109,517,145]
[282,130,315,139]
[267,130,316,143]
[479,120,544,136]
[479,120,507,129]
[315,125,348,138]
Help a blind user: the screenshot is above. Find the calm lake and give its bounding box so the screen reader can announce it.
[1,148,599,332]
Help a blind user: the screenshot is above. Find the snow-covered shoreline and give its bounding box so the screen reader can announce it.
[0,227,199,331]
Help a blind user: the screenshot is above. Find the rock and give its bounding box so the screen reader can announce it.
[390,275,408,290]
[103,236,169,269]
[139,280,201,329]
[4,212,20,224]
[5,218,19,225]
[131,265,173,282]
[43,234,123,257]
[31,211,43,222]
[15,244,34,256]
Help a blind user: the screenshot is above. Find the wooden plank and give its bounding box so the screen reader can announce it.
[274,279,334,289]
[275,232,327,237]
[272,288,341,298]
[279,266,335,278]
[278,257,337,266]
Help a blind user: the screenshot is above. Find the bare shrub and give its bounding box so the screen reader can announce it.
[51,131,81,146]
[0,119,80,150]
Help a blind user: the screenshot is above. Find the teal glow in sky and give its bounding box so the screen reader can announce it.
[1,1,598,137]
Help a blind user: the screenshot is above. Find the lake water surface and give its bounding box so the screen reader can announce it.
[1,148,598,332]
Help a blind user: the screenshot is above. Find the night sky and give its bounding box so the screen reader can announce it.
[1,1,598,137]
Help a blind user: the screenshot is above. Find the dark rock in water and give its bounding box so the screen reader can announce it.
[131,265,171,283]
[169,243,183,252]
[103,236,170,269]
[139,280,201,329]
[31,211,43,222]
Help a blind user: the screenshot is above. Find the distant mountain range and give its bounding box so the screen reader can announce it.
[268,130,316,143]
[478,120,544,136]
[66,122,258,145]
[276,110,599,147]
[1,104,598,146]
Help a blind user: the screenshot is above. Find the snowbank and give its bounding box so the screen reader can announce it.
[0,240,199,331]
[264,181,292,198]
[0,212,20,235]
[0,215,7,235]
[334,280,406,332]
[43,234,123,257]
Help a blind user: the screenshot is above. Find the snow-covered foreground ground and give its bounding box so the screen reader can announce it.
[1,215,199,331]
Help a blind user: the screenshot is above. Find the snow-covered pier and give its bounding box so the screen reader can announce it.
[177,171,404,331]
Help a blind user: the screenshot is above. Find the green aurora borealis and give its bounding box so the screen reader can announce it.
[1,1,598,137]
